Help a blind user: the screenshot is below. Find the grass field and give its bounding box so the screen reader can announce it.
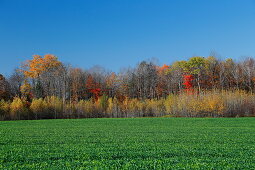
[0,118,255,169]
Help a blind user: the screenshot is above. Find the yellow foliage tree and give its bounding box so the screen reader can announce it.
[30,98,47,119]
[10,97,26,119]
[20,80,32,98]
[76,99,94,117]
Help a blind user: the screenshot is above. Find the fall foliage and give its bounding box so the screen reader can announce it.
[183,75,194,92]
[86,75,102,100]
[1,54,255,120]
[21,54,62,78]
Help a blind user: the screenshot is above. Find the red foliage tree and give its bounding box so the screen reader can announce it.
[183,75,194,93]
[86,75,101,100]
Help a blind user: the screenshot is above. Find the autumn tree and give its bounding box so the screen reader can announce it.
[20,54,62,98]
[187,57,206,92]
[156,64,170,97]
[105,72,118,98]
[22,55,62,78]
[86,75,102,100]
[183,75,194,93]
[10,97,27,120]
[20,80,32,99]
[69,68,86,103]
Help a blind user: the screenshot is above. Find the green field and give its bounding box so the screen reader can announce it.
[0,118,255,169]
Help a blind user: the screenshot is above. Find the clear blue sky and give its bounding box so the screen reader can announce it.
[1,0,255,75]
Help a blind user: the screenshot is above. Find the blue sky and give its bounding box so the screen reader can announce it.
[0,0,255,75]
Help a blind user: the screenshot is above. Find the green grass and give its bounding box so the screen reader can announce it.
[0,118,255,169]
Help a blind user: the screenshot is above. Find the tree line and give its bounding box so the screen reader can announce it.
[1,54,255,120]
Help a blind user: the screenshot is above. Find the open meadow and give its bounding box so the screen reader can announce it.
[0,118,255,169]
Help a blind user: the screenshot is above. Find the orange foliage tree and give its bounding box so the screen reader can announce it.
[20,54,62,98]
[156,64,170,97]
[21,54,62,79]
[157,64,170,73]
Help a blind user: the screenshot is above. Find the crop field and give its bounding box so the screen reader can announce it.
[0,118,255,169]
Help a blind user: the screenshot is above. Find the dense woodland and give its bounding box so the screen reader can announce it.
[1,54,255,120]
